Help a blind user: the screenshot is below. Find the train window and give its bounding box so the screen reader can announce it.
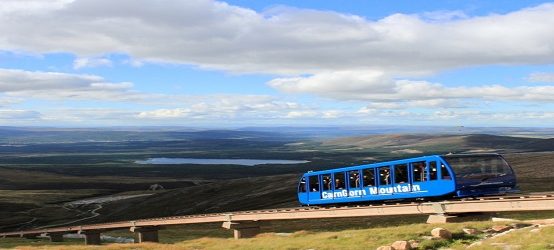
[440,163,451,180]
[334,172,346,189]
[298,177,307,193]
[443,155,514,180]
[362,168,375,186]
[394,164,409,184]
[322,174,332,191]
[412,161,426,182]
[309,175,320,192]
[430,161,438,180]
[378,167,391,185]
[348,170,361,188]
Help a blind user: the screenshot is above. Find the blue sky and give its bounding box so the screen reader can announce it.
[0,0,553,127]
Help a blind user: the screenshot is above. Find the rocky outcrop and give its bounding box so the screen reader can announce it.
[391,240,412,250]
[431,227,452,239]
[462,228,479,235]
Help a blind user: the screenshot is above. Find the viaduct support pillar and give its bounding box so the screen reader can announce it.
[222,221,261,239]
[427,214,458,223]
[130,226,159,243]
[45,233,64,242]
[80,230,102,245]
[426,202,457,224]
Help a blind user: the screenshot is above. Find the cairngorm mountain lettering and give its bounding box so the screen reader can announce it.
[321,184,422,199]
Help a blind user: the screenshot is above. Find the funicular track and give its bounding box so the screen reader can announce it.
[2,192,554,244]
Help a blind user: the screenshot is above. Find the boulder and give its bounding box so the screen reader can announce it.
[431,227,452,239]
[491,225,512,233]
[408,240,419,249]
[462,228,479,235]
[376,246,393,250]
[391,240,412,250]
[482,228,495,234]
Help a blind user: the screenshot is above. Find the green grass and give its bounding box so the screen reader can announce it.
[0,220,496,250]
[2,212,554,249]
[0,238,84,249]
[469,225,554,250]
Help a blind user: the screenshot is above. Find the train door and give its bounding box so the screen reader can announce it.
[348,170,363,197]
[410,161,427,194]
[297,176,308,203]
[428,161,439,181]
[377,166,392,195]
[362,168,376,197]
[307,175,321,202]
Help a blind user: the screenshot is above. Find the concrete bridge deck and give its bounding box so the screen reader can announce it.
[1,193,554,244]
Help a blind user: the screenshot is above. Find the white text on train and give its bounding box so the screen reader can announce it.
[369,184,421,195]
[321,184,422,199]
[322,189,366,199]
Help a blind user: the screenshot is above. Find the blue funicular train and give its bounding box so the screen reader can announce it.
[297,154,517,205]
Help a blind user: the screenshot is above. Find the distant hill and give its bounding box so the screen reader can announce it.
[465,134,554,151]
[1,126,552,144]
[0,127,296,144]
[321,134,554,154]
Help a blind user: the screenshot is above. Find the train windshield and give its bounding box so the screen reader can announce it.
[443,155,513,180]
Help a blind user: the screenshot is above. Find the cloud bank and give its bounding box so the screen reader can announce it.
[1,0,554,74]
[269,71,554,102]
[0,1,553,126]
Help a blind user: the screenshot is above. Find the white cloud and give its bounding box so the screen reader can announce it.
[322,110,341,119]
[362,99,462,110]
[0,1,553,74]
[527,72,554,83]
[0,68,144,101]
[430,110,554,123]
[285,111,318,119]
[73,57,112,69]
[137,96,309,120]
[0,0,73,14]
[268,70,392,97]
[41,108,136,123]
[0,96,24,107]
[137,108,191,119]
[0,109,41,120]
[269,71,554,102]
[0,1,553,126]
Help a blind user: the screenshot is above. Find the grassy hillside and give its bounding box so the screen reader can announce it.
[91,174,299,223]
[33,152,552,228]
[0,131,552,234]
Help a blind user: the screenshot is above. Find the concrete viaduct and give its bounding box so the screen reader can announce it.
[1,193,554,245]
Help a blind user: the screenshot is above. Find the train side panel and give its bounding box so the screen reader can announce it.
[298,155,457,206]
